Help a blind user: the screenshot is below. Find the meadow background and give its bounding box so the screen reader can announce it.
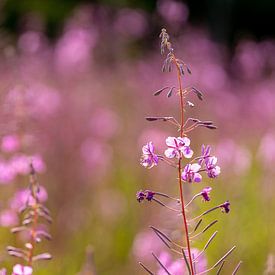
[0,0,275,274]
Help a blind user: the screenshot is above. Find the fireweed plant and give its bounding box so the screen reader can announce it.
[137,29,242,274]
[2,164,52,275]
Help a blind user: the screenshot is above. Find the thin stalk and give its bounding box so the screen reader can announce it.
[172,54,195,275]
[27,165,39,266]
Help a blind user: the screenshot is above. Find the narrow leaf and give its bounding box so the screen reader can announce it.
[193,219,202,233]
[32,253,52,261]
[153,87,169,96]
[152,252,171,275]
[232,261,242,275]
[182,249,191,275]
[216,261,225,275]
[213,246,236,268]
[139,262,154,275]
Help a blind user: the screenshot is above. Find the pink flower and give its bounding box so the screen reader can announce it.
[0,161,15,184]
[181,163,202,183]
[9,186,48,210]
[12,264,32,275]
[205,156,221,178]
[164,137,193,159]
[140,142,159,168]
[0,209,18,227]
[1,135,20,153]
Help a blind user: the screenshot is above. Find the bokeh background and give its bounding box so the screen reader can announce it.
[0,0,275,274]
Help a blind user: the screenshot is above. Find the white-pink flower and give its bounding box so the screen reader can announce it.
[12,264,33,275]
[164,137,193,159]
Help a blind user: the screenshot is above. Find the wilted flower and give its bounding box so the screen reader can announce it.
[181,163,202,183]
[201,187,212,201]
[12,264,33,275]
[220,201,230,213]
[205,156,221,178]
[145,190,155,201]
[140,142,159,168]
[164,137,193,159]
[136,190,146,202]
[136,190,155,202]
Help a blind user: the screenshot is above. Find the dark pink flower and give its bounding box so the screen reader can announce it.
[220,201,230,213]
[201,187,212,201]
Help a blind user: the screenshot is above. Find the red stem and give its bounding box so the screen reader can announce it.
[173,55,195,275]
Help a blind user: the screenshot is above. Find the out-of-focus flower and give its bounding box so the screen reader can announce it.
[181,163,202,183]
[157,249,207,274]
[89,108,120,140]
[257,132,275,169]
[114,9,148,38]
[205,156,221,178]
[18,31,45,54]
[0,161,15,184]
[201,187,212,202]
[12,264,32,275]
[216,139,251,176]
[9,186,48,211]
[80,139,113,170]
[25,84,60,118]
[0,209,18,227]
[164,137,193,159]
[0,268,6,275]
[132,231,163,260]
[220,201,230,213]
[140,142,159,168]
[157,0,189,24]
[1,135,20,153]
[10,154,46,175]
[55,28,97,74]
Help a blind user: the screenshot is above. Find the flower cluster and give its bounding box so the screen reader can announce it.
[136,29,240,275]
[3,164,52,273]
[141,141,221,184]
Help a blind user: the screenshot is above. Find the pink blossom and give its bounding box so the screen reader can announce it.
[0,209,18,227]
[164,137,193,159]
[9,186,48,210]
[10,154,46,175]
[114,9,148,38]
[1,135,20,153]
[182,163,202,183]
[12,264,32,275]
[140,142,159,168]
[0,161,15,184]
[158,0,189,24]
[205,156,221,178]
